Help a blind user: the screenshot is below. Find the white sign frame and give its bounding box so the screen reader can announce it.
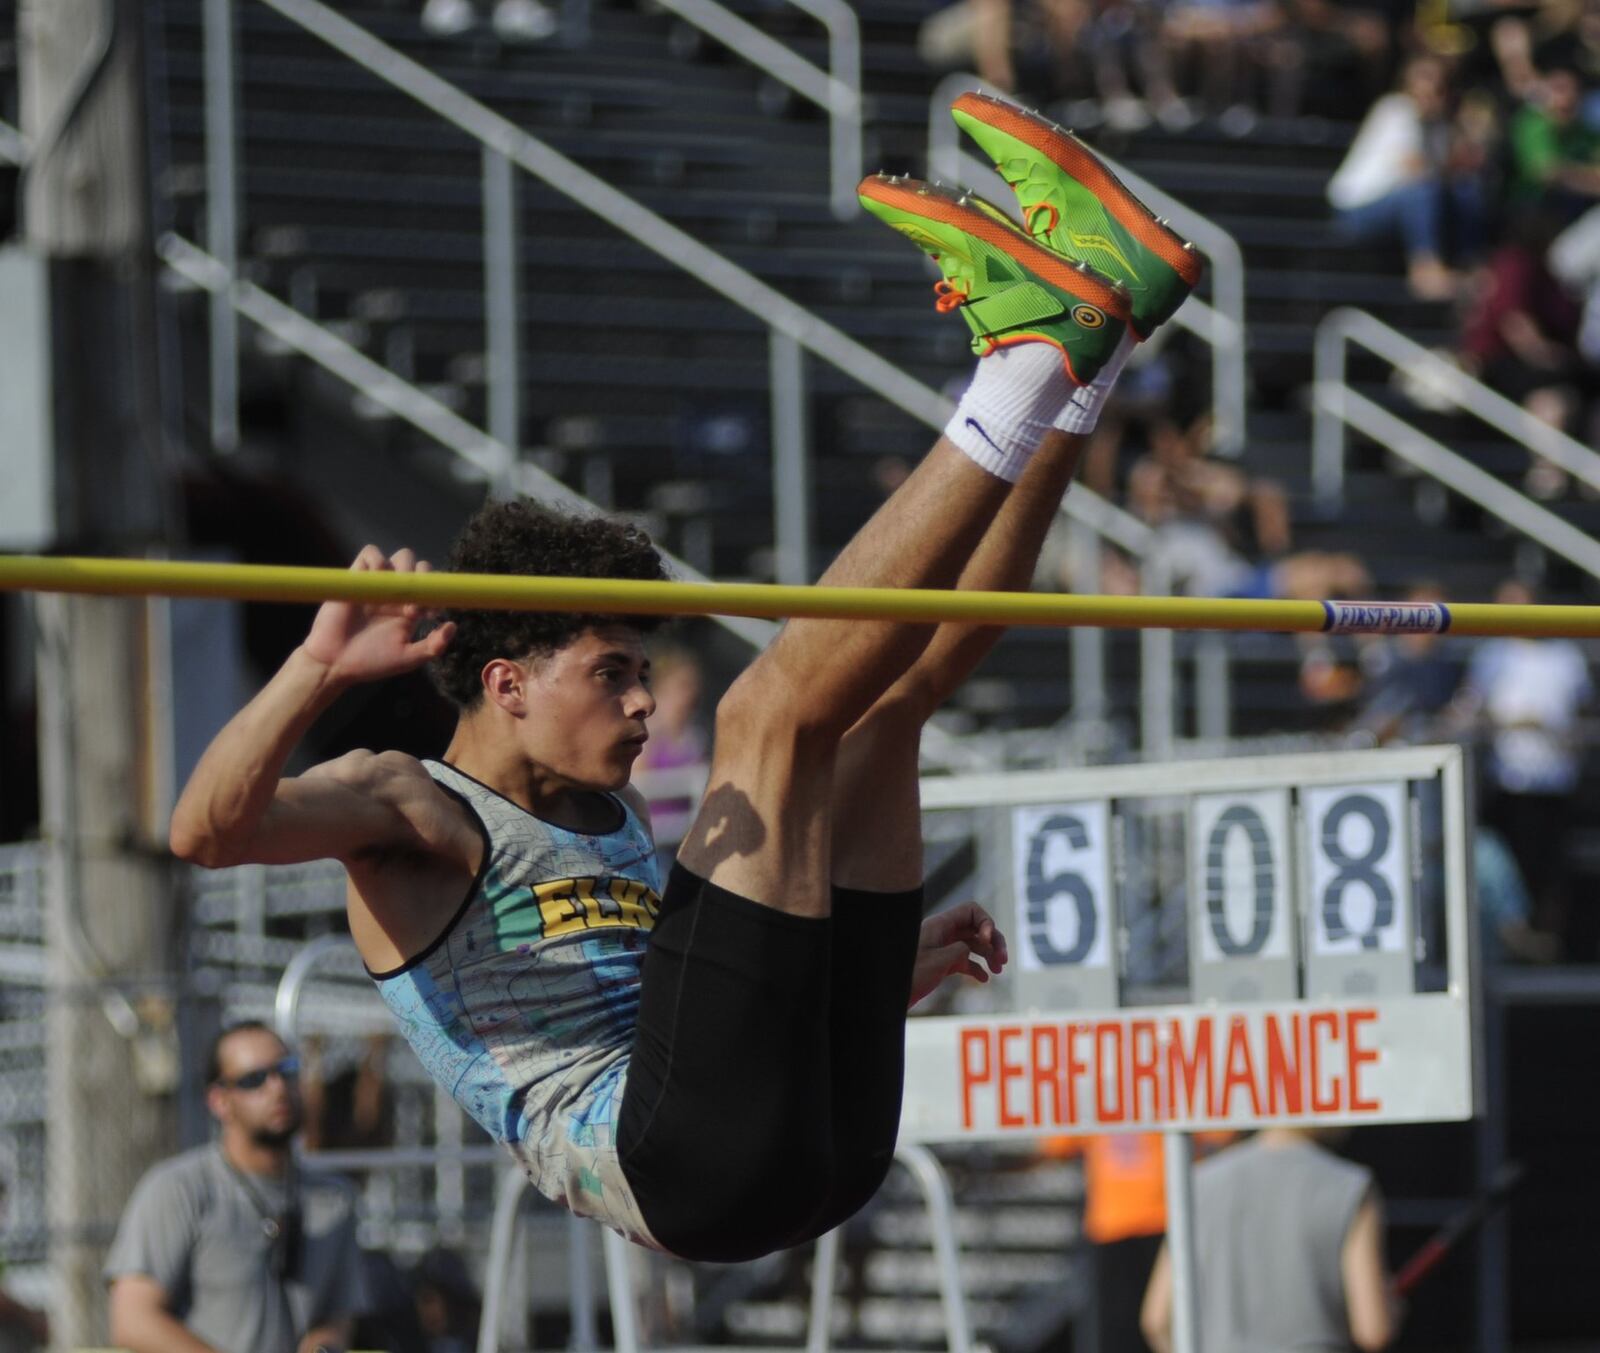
[910,744,1480,1139]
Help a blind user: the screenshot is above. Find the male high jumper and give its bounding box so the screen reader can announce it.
[171,94,1200,1262]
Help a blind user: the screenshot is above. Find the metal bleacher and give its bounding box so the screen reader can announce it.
[148,0,1600,753]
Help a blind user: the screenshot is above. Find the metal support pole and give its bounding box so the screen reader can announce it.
[203,0,240,453]
[1311,315,1349,509]
[825,24,861,221]
[1195,633,1230,744]
[478,1168,529,1353]
[435,1082,467,1245]
[1162,1130,1201,1353]
[770,328,812,585]
[272,931,354,1041]
[806,1226,842,1353]
[483,145,521,495]
[1067,519,1107,727]
[1477,996,1510,1353]
[603,1226,641,1353]
[1140,560,1175,759]
[569,1212,601,1351]
[896,1143,974,1353]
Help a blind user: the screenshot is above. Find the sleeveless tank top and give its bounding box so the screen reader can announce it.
[1193,1138,1374,1352]
[371,759,662,1246]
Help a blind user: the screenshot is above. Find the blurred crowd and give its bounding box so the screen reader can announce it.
[420,0,559,43]
[917,0,1600,957]
[925,0,1600,485]
[1045,408,1591,956]
[1332,18,1600,499]
[920,0,1413,131]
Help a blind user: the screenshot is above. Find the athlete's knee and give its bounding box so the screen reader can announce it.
[846,688,934,753]
[715,662,851,748]
[657,1136,835,1262]
[786,1147,898,1247]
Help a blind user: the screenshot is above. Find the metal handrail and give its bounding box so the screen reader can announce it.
[1313,306,1600,506]
[234,0,1148,558]
[159,233,780,653]
[479,1144,976,1353]
[0,116,23,167]
[272,930,365,1040]
[649,0,861,220]
[157,237,1007,770]
[927,72,1250,457]
[1314,382,1600,581]
[200,0,1184,758]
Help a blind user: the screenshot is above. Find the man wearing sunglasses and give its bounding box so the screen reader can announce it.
[104,1021,368,1353]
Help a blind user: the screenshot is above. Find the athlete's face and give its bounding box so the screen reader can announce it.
[513,626,657,790]
[207,1028,303,1149]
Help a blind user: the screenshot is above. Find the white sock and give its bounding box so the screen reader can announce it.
[943,343,1079,482]
[1054,332,1138,435]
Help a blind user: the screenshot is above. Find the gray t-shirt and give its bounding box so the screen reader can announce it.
[1193,1137,1374,1353]
[103,1145,367,1353]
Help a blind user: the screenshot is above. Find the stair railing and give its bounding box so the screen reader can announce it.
[926,72,1249,460]
[1312,315,1600,581]
[192,0,1194,755]
[1313,305,1600,508]
[647,0,862,220]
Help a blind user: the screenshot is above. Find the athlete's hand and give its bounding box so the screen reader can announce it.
[908,901,1009,1009]
[300,545,455,686]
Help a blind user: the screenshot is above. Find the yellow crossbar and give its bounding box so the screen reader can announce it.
[0,554,1595,638]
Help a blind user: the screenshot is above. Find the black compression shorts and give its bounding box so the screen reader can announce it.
[616,860,922,1263]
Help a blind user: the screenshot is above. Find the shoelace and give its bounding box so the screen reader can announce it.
[1023,202,1060,237]
[933,277,970,313]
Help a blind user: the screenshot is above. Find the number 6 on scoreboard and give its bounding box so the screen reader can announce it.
[1009,801,1118,1010]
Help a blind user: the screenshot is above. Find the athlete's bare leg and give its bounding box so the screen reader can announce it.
[676,437,1012,917]
[677,156,1150,919]
[831,429,1090,893]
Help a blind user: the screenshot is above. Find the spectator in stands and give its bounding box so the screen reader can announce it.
[412,1247,481,1353]
[1327,54,1483,300]
[1548,196,1600,373]
[1161,0,1288,127]
[1490,13,1548,108]
[1080,0,1195,131]
[635,645,712,860]
[1455,576,1593,945]
[1121,414,1371,603]
[1477,825,1563,962]
[1506,66,1600,217]
[422,0,558,44]
[105,1020,369,1353]
[1114,414,1370,707]
[1140,1129,1399,1353]
[1354,580,1463,744]
[300,1032,394,1154]
[918,0,1078,104]
[919,0,1190,129]
[1266,0,1395,119]
[1537,0,1600,121]
[1455,210,1592,498]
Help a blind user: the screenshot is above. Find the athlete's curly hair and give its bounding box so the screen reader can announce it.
[429,499,668,710]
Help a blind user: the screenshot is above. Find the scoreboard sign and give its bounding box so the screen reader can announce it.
[905,745,1477,1138]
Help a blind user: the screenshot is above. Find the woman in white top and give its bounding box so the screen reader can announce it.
[1327,55,1477,300]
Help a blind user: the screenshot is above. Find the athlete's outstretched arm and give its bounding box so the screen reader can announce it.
[169,546,453,868]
